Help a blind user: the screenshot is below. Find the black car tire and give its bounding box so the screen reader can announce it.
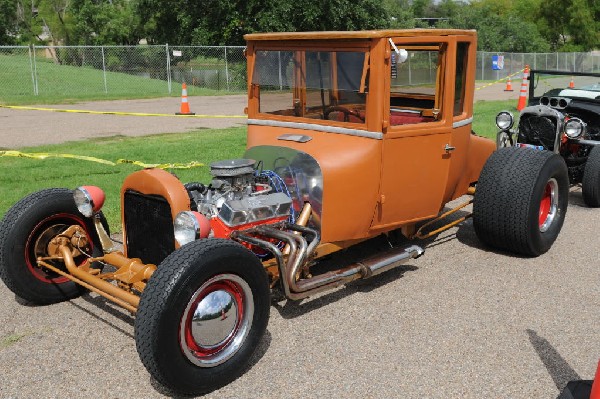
[582,146,600,207]
[134,239,270,396]
[473,147,568,256]
[0,188,105,304]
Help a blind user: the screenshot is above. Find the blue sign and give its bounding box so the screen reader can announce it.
[492,55,504,70]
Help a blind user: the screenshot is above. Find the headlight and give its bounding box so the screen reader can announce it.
[174,211,211,246]
[495,111,514,130]
[73,186,105,217]
[564,118,586,139]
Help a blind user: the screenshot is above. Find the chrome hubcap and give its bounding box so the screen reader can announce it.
[190,290,239,348]
[179,274,253,367]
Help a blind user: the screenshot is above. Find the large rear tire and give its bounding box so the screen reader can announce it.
[134,239,270,396]
[473,147,568,256]
[0,188,105,304]
[582,146,600,207]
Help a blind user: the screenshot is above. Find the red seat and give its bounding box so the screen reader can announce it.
[390,112,428,125]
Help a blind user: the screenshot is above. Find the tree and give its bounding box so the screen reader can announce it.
[537,0,600,51]
[441,0,550,52]
[0,0,18,44]
[138,0,391,46]
[70,0,143,45]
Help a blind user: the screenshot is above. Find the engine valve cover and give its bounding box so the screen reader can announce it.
[218,192,292,227]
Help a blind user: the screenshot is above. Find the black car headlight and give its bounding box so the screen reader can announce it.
[495,111,514,130]
[564,118,586,139]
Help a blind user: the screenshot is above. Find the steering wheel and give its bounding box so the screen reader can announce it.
[323,106,365,122]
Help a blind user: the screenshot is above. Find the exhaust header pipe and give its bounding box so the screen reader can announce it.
[233,225,423,300]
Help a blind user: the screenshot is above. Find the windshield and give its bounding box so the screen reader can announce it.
[532,71,600,101]
[252,49,368,124]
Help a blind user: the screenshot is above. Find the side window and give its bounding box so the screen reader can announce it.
[389,44,444,126]
[454,42,469,116]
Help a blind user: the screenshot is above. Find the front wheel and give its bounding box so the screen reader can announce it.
[473,147,569,256]
[0,188,105,304]
[134,239,270,396]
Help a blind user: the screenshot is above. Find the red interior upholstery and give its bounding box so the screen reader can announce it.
[390,112,429,125]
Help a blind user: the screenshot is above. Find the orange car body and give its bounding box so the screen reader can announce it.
[243,29,495,245]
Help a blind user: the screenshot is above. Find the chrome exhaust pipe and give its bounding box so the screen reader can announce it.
[232,225,423,300]
[293,244,423,298]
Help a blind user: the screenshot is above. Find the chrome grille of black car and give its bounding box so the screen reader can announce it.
[518,114,558,150]
[124,190,175,265]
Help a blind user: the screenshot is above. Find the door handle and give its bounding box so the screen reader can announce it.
[444,144,456,153]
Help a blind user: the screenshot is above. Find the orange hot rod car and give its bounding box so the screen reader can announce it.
[0,29,570,395]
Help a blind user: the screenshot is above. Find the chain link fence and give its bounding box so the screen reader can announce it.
[476,51,600,81]
[1,44,599,103]
[0,44,246,102]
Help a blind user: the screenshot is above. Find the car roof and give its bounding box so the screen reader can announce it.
[244,29,476,41]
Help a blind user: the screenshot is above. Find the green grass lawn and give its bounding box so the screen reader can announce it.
[472,99,515,138]
[0,53,225,105]
[0,128,247,227]
[0,99,511,228]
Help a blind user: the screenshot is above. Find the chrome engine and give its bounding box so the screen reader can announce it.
[186,159,292,227]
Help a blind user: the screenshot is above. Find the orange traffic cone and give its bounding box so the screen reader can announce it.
[569,77,575,89]
[504,77,514,92]
[176,83,195,115]
[516,65,530,111]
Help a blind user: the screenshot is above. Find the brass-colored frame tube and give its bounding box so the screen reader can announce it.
[38,258,137,313]
[412,199,473,240]
[59,246,140,309]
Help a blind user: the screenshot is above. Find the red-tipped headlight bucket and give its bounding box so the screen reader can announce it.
[174,211,211,246]
[73,186,106,217]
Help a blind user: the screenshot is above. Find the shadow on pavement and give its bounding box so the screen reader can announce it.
[526,329,593,399]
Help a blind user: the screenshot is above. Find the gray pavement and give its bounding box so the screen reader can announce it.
[0,95,248,148]
[0,190,598,398]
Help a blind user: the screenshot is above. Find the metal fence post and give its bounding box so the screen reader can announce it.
[28,45,36,95]
[101,46,108,94]
[481,51,484,80]
[32,44,39,95]
[224,46,230,91]
[166,44,172,94]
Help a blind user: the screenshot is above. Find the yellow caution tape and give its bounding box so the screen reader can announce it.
[0,150,116,165]
[0,104,246,119]
[475,68,525,91]
[0,150,204,170]
[116,159,205,169]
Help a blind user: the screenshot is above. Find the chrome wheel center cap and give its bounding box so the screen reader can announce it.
[191,290,239,348]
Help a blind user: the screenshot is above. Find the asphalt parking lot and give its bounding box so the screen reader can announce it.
[0,190,598,398]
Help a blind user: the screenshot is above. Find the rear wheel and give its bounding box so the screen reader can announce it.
[582,146,600,207]
[134,239,270,396]
[473,147,569,256]
[0,188,105,304]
